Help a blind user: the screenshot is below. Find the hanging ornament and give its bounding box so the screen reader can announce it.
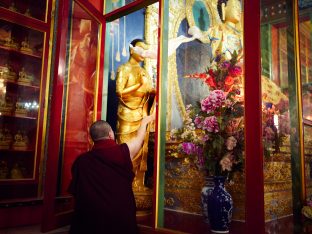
[115,20,121,62]
[122,16,127,57]
[110,23,116,80]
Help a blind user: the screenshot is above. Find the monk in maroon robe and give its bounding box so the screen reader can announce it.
[68,115,154,234]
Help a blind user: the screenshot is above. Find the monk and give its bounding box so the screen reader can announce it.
[68,114,155,234]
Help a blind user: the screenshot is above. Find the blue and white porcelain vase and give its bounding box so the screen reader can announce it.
[201,176,214,223]
[207,176,233,233]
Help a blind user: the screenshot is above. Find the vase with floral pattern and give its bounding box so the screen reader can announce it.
[207,176,233,233]
[201,176,214,223]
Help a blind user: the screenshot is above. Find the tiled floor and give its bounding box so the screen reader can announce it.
[0,225,69,234]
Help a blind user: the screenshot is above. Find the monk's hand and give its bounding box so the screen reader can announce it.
[142,113,155,125]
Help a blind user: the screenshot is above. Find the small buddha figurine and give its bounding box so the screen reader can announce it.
[4,37,19,50]
[10,162,24,179]
[116,39,155,194]
[12,130,28,150]
[0,64,17,82]
[15,98,28,116]
[8,2,18,12]
[0,95,14,115]
[24,8,31,17]
[18,67,33,85]
[20,38,33,53]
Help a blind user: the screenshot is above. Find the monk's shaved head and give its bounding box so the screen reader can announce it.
[90,120,112,141]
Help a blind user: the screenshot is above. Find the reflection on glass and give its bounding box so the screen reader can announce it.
[0,0,47,21]
[104,6,157,226]
[299,0,312,217]
[163,0,245,232]
[304,125,312,199]
[299,12,312,121]
[261,0,293,229]
[60,2,99,195]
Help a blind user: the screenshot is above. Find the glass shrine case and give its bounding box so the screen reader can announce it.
[0,13,46,200]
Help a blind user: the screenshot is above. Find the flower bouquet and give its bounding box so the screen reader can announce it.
[171,51,244,180]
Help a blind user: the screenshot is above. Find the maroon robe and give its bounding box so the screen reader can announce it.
[68,139,138,234]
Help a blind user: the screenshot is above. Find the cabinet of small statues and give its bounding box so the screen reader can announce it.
[0,0,47,22]
[0,17,43,183]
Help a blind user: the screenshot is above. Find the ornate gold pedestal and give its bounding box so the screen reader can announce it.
[134,190,153,217]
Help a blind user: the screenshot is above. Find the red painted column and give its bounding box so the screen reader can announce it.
[244,0,265,233]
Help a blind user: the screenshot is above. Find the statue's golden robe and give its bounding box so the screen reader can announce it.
[116,62,154,191]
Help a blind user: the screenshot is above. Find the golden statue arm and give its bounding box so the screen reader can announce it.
[116,83,142,97]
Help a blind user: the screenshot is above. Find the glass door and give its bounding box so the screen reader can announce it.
[160,0,246,232]
[103,1,159,229]
[42,0,103,231]
[260,0,309,232]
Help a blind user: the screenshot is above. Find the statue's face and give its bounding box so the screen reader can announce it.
[130,41,148,62]
[224,0,241,24]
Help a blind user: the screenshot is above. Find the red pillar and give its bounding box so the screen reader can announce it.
[244,0,265,233]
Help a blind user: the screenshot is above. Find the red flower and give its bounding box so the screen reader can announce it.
[199,73,208,79]
[208,69,215,77]
[225,76,234,86]
[185,73,209,80]
[205,77,216,88]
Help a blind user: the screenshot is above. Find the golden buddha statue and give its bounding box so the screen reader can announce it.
[210,0,242,59]
[188,0,242,60]
[116,39,155,193]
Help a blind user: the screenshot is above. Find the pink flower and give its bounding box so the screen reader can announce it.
[201,90,226,113]
[264,126,275,141]
[181,142,197,155]
[229,66,242,77]
[202,116,219,133]
[194,116,204,128]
